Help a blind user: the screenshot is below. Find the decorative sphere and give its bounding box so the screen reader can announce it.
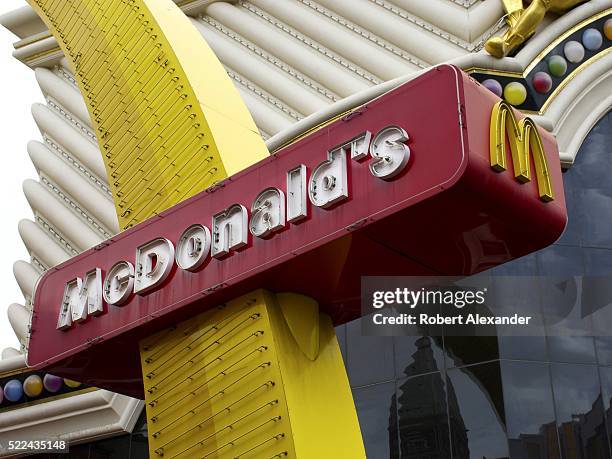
[23,375,43,397]
[481,79,503,98]
[605,19,612,41]
[4,380,23,402]
[582,28,603,50]
[0,386,3,404]
[64,379,82,389]
[548,55,568,77]
[43,374,64,393]
[564,40,585,63]
[532,72,553,94]
[504,82,527,106]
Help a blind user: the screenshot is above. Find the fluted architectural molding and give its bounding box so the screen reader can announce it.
[27,140,118,234]
[31,103,105,182]
[23,179,104,252]
[18,219,71,268]
[7,303,29,345]
[5,0,607,144]
[206,2,374,97]
[546,53,612,166]
[0,348,22,360]
[247,0,421,79]
[0,355,26,374]
[12,260,40,305]
[0,390,144,456]
[35,67,92,130]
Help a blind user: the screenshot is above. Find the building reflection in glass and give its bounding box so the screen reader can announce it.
[502,361,561,459]
[550,363,609,458]
[387,336,612,459]
[391,337,456,458]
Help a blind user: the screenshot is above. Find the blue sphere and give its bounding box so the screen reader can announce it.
[4,380,23,402]
[582,28,603,51]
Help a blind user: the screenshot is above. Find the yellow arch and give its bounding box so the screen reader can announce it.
[490,101,555,202]
[27,0,269,229]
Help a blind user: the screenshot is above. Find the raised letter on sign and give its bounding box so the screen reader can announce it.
[369,126,411,180]
[176,224,212,272]
[212,204,249,259]
[250,188,286,238]
[134,238,175,295]
[343,131,372,161]
[287,165,307,222]
[103,261,135,306]
[57,268,103,330]
[308,148,348,208]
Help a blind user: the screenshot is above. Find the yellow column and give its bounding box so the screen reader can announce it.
[140,290,366,459]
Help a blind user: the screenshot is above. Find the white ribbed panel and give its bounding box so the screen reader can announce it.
[27,140,119,234]
[35,67,93,130]
[249,0,421,79]
[8,304,29,343]
[23,179,104,251]
[18,219,71,268]
[206,2,372,97]
[238,88,296,135]
[12,260,40,304]
[31,103,107,182]
[191,18,332,115]
[1,348,22,359]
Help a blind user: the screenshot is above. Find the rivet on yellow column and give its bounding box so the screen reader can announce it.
[140,290,366,459]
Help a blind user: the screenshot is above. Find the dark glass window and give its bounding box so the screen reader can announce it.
[353,382,398,459]
[394,336,445,379]
[577,188,612,249]
[548,337,596,364]
[489,253,537,276]
[443,336,499,368]
[584,248,612,275]
[396,372,451,458]
[346,318,395,387]
[89,435,131,459]
[550,363,609,458]
[446,362,509,458]
[501,361,560,459]
[555,179,581,246]
[597,366,612,454]
[130,411,149,459]
[596,337,612,366]
[498,336,548,361]
[536,245,584,276]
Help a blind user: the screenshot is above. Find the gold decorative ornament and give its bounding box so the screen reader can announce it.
[486,0,590,58]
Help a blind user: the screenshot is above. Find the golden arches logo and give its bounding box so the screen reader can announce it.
[490,101,555,202]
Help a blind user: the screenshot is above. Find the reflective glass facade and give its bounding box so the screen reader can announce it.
[39,113,610,459]
[340,112,612,459]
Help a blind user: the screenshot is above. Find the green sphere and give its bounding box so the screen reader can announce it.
[548,55,568,77]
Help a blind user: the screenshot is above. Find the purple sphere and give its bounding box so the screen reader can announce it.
[482,79,503,98]
[43,374,64,393]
